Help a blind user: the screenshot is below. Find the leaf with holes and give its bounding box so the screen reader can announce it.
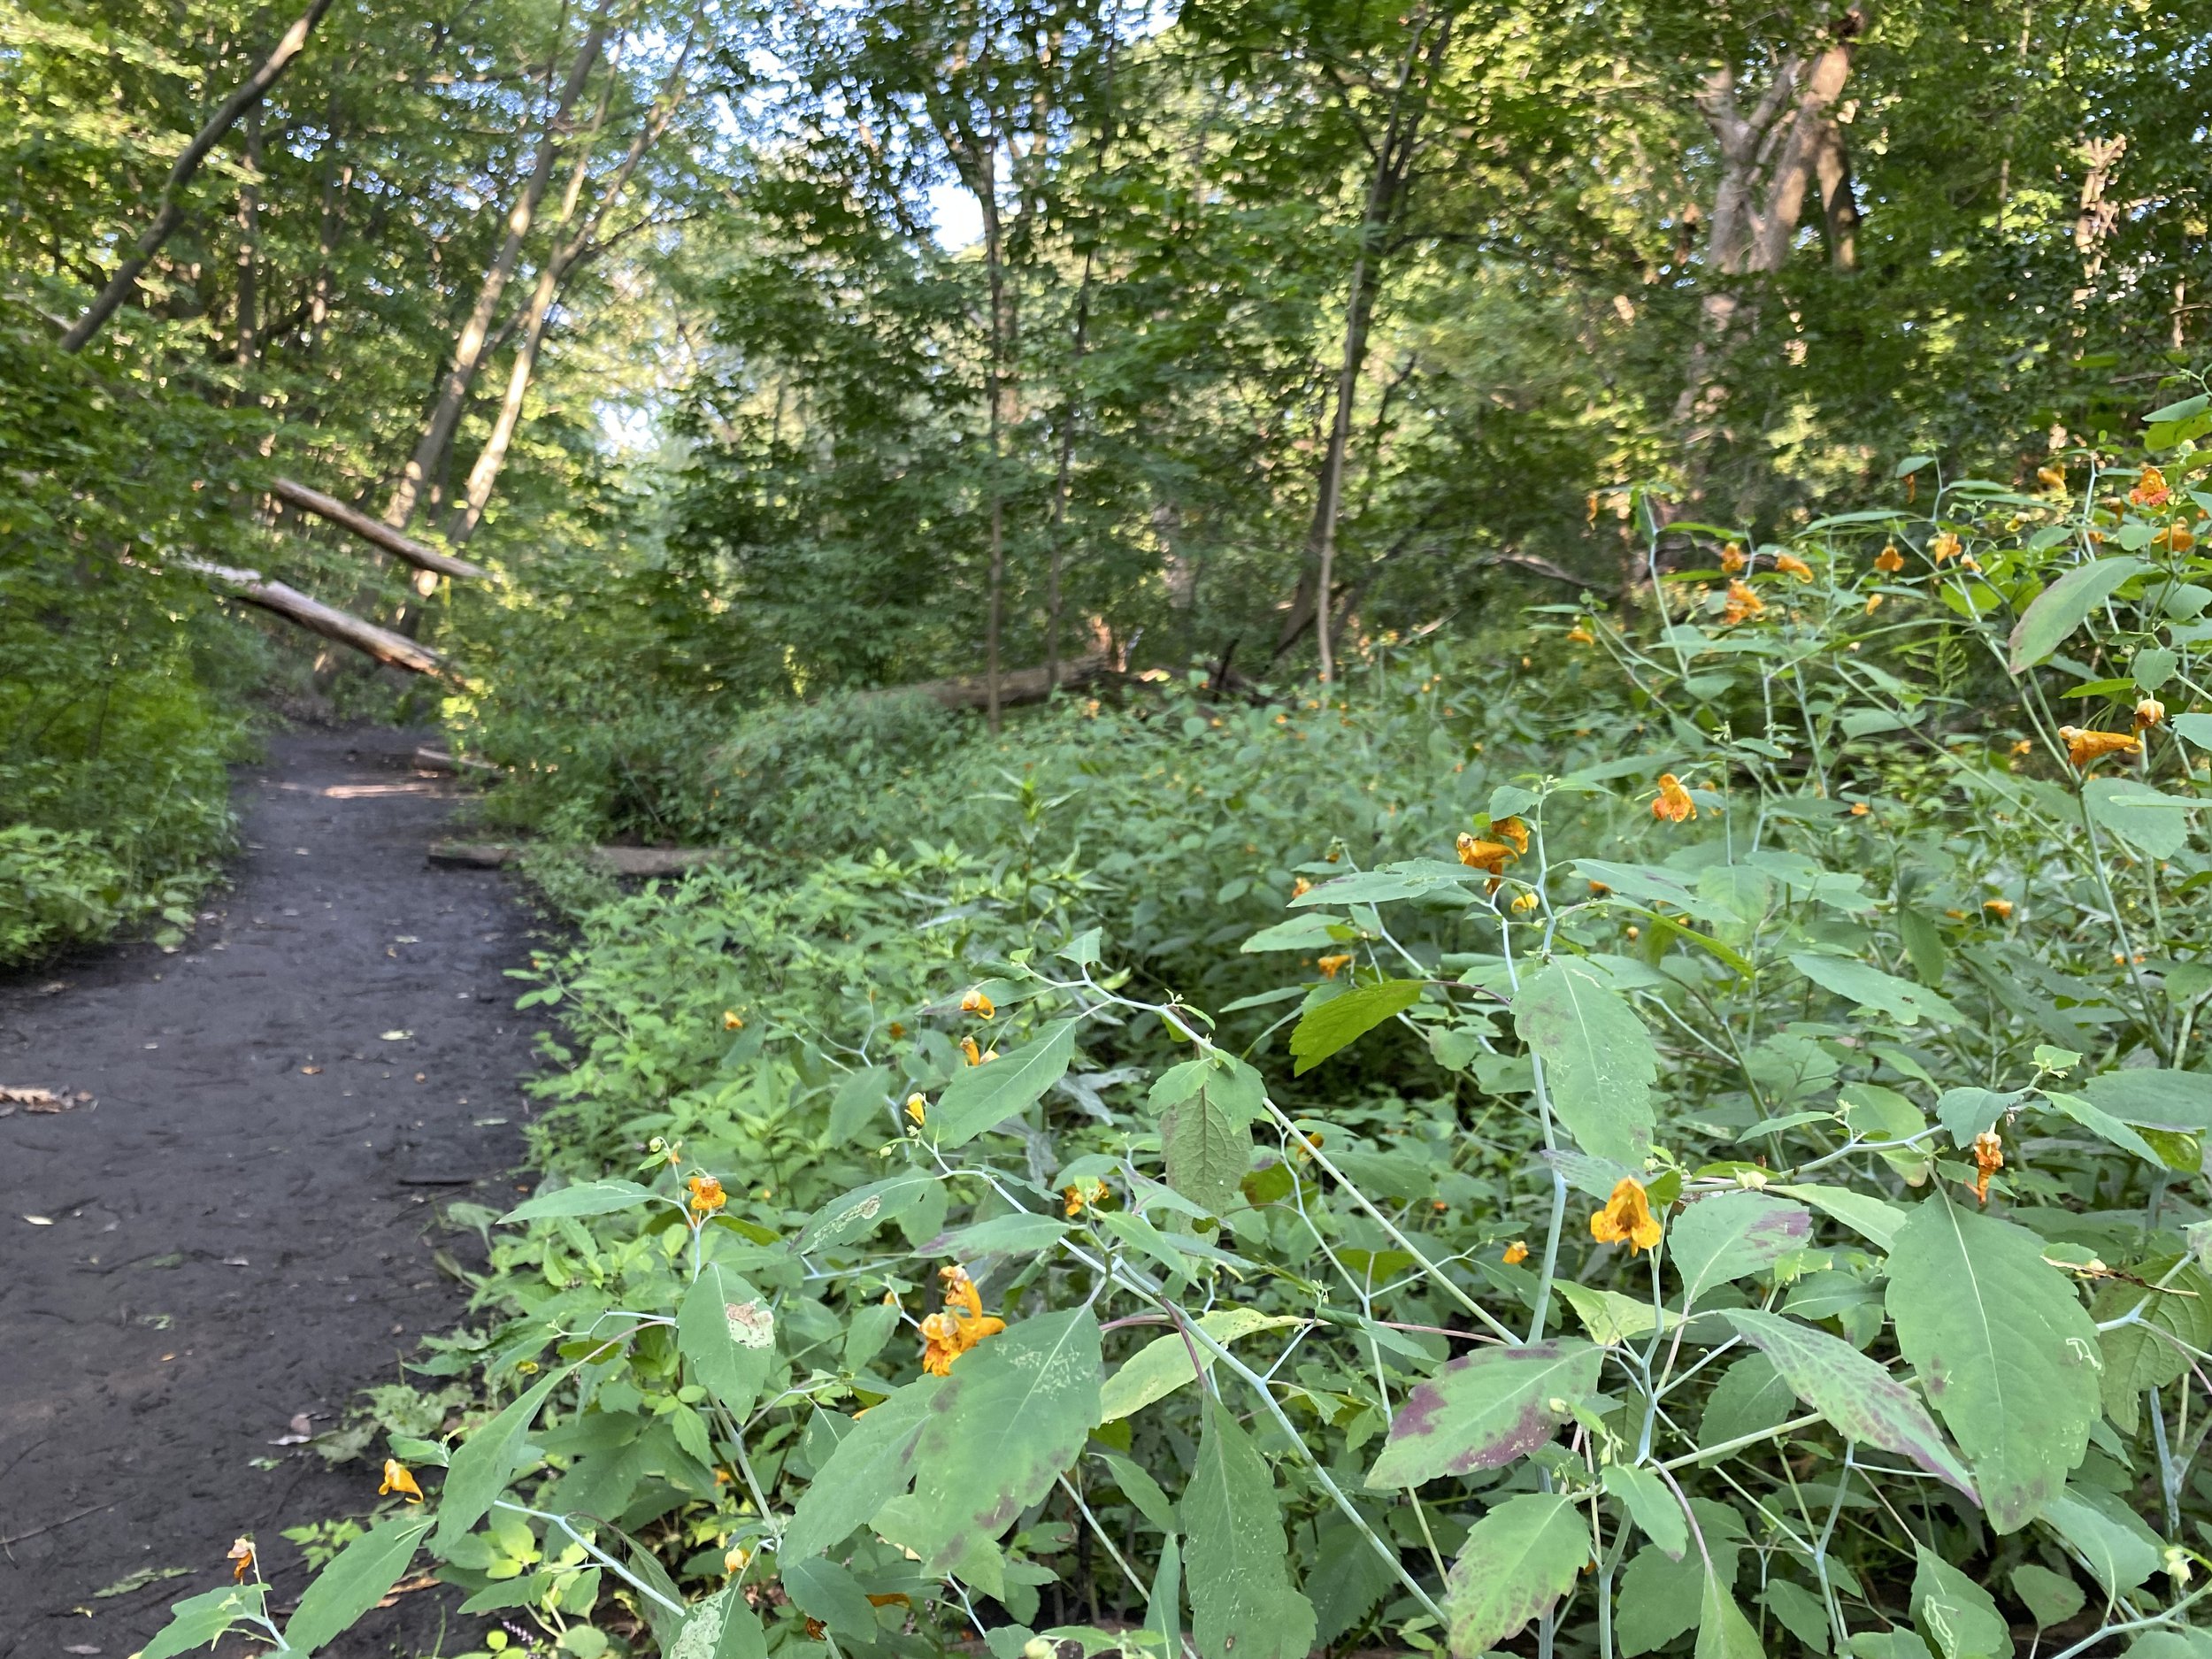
[679,1261,777,1419]
[1184,1397,1317,1659]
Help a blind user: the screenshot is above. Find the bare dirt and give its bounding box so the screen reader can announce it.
[0,727,546,1658]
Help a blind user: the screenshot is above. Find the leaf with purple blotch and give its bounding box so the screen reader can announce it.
[1669,1191,1812,1312]
[1366,1340,1601,1489]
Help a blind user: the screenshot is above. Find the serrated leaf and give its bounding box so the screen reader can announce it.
[2043,1089,2180,1169]
[930,1020,1079,1147]
[1695,1572,1764,1659]
[433,1365,565,1549]
[780,1555,878,1639]
[1671,1193,1812,1311]
[2008,557,2149,672]
[2043,1484,2162,1596]
[679,1261,776,1418]
[782,1383,940,1559]
[1162,1081,1255,1213]
[502,1179,661,1223]
[796,1172,943,1252]
[138,1586,271,1659]
[891,1308,1102,1574]
[1289,979,1423,1074]
[1603,1464,1686,1559]
[1241,912,1348,952]
[1100,1308,1302,1421]
[283,1514,432,1653]
[2092,1256,2212,1434]
[1791,953,1963,1026]
[1886,1196,2100,1532]
[828,1065,892,1144]
[1912,1546,2008,1659]
[1724,1310,1975,1498]
[1559,1280,1680,1345]
[1514,957,1657,1163]
[2009,1563,2084,1629]
[1184,1398,1317,1659]
[1443,1492,1590,1655]
[2085,778,2201,859]
[1367,1340,1601,1488]
[2081,1068,2212,1130]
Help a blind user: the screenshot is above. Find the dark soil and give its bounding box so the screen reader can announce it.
[0,728,545,1658]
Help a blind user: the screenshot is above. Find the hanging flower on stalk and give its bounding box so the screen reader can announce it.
[2131,465,2170,509]
[687,1175,727,1219]
[1652,773,1697,823]
[1875,543,1905,573]
[227,1538,256,1583]
[2057,726,2141,767]
[1456,831,1517,875]
[1590,1177,1663,1256]
[2136,698,2166,730]
[919,1266,1005,1375]
[1719,580,1764,625]
[1968,1130,2004,1204]
[380,1459,425,1503]
[1774,551,1814,582]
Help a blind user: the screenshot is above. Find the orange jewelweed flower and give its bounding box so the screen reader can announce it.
[1653,773,1697,823]
[228,1537,256,1582]
[722,1010,745,1031]
[1720,542,1747,573]
[1316,952,1354,979]
[1566,623,1595,645]
[1590,1177,1663,1256]
[1849,802,1870,817]
[1720,579,1764,624]
[1775,551,1814,582]
[1495,817,1532,856]
[2038,465,2068,492]
[2058,726,2142,767]
[1510,890,1540,913]
[1930,532,1961,564]
[1456,830,1517,874]
[960,1034,983,1066]
[1984,898,2015,919]
[1064,1179,1107,1217]
[1968,1130,2004,1205]
[919,1265,1005,1374]
[687,1175,727,1219]
[1291,876,1313,900]
[2137,697,2166,730]
[380,1458,425,1503]
[905,1093,927,1126]
[1502,1240,1530,1265]
[1865,593,1884,615]
[2131,465,2170,509]
[960,988,995,1018]
[1875,542,1905,573]
[2156,524,2197,552]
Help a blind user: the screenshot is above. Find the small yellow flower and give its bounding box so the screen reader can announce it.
[2137,697,2167,730]
[1291,876,1313,900]
[380,1459,425,1504]
[2058,725,2142,768]
[2011,738,2033,756]
[1719,579,1764,625]
[688,1175,727,1219]
[2131,465,2170,509]
[2155,524,2196,552]
[919,1266,1005,1374]
[1968,1130,2004,1205]
[1931,532,1961,564]
[1494,817,1531,856]
[960,1034,983,1066]
[1316,952,1353,979]
[2037,465,2067,492]
[1865,593,1884,615]
[1510,890,1540,913]
[1984,898,2014,919]
[725,1546,751,1575]
[1566,623,1594,645]
[1849,802,1870,817]
[960,988,996,1018]
[1063,1179,1107,1217]
[1456,831,1516,874]
[905,1093,927,1126]
[1719,542,1746,573]
[1875,542,1905,573]
[1774,551,1814,582]
[1590,1177,1663,1256]
[228,1537,256,1582]
[1652,773,1696,823]
[1502,1240,1530,1265]
[722,1010,745,1031]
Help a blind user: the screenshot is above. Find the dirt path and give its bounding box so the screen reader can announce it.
[0,727,541,1657]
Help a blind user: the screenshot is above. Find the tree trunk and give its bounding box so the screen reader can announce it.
[272,477,493,580]
[445,31,696,546]
[1044,248,1094,695]
[234,110,262,365]
[180,557,452,676]
[60,0,336,353]
[382,10,611,534]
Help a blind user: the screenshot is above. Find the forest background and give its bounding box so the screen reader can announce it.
[12,1,2212,1657]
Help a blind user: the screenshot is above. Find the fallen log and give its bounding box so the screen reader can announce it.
[270,477,492,583]
[182,557,451,677]
[894,652,1116,714]
[413,746,502,777]
[428,841,730,877]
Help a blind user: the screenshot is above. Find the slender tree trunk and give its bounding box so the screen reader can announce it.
[1044,248,1094,695]
[383,9,611,534]
[60,0,335,352]
[979,170,1011,733]
[234,110,261,365]
[446,31,695,545]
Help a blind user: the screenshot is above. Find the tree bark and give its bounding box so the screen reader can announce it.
[60,0,336,352]
[272,477,493,580]
[382,10,612,533]
[234,110,262,365]
[445,29,697,546]
[180,557,452,676]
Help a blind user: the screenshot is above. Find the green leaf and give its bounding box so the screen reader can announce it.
[1670,1193,1812,1311]
[1241,911,1348,952]
[1514,956,1658,1163]
[2008,557,2149,672]
[796,1171,944,1252]
[1100,1309,1302,1422]
[930,1020,1079,1147]
[1911,1546,2008,1659]
[678,1261,776,1418]
[1099,1451,1178,1532]
[1161,1079,1256,1213]
[139,1586,271,1659]
[1602,1464,1687,1559]
[1366,1340,1601,1488]
[502,1179,662,1223]
[2092,1257,2212,1434]
[1183,1397,1318,1659]
[828,1065,892,1143]
[780,1555,878,1639]
[2085,778,2201,859]
[1695,1573,1765,1659]
[1559,1281,1680,1345]
[2081,1068,2212,1130]
[1773,1183,1909,1252]
[1885,1196,2100,1532]
[1724,1311,1975,1498]
[2146,392,2210,424]
[1294,860,1475,907]
[2009,1563,2085,1629]
[665,1586,769,1659]
[1289,979,1422,1074]
[2043,1089,2183,1169]
[434,1365,565,1549]
[930,1210,1070,1257]
[782,1382,941,1559]
[2043,1483,2162,1596]
[283,1513,432,1653]
[1443,1492,1590,1656]
[1620,1502,1747,1655]
[1790,953,1963,1026]
[1573,860,1739,925]
[892,1308,1102,1574]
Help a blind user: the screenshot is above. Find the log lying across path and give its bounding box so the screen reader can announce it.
[413,746,502,777]
[270,477,493,583]
[428,841,729,877]
[895,652,1116,713]
[181,557,451,677]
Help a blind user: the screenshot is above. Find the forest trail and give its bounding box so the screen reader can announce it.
[0,729,539,1655]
